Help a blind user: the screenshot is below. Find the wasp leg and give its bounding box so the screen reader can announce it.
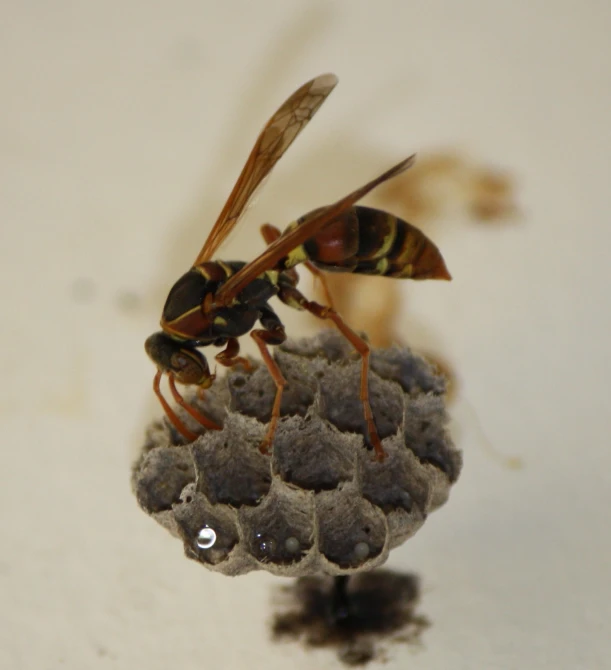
[261,223,334,308]
[215,337,253,371]
[260,224,299,285]
[260,223,281,243]
[250,305,287,454]
[277,286,386,461]
[168,374,221,431]
[153,370,198,441]
[302,260,335,310]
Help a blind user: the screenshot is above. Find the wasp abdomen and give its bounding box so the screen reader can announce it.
[303,206,450,281]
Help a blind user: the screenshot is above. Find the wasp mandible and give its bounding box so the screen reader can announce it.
[145,74,451,461]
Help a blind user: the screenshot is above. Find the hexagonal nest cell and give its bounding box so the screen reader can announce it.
[132,330,461,577]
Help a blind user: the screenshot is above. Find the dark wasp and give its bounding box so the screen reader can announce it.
[145,74,450,460]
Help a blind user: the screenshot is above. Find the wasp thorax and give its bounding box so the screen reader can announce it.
[145,332,212,386]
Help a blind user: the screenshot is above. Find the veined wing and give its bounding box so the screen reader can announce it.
[215,155,417,304]
[193,73,339,265]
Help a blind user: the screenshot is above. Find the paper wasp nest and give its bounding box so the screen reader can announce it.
[132,330,461,577]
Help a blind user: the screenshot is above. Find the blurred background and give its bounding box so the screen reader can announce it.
[1,2,609,668]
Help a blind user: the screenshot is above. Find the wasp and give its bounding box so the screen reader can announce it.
[145,74,451,461]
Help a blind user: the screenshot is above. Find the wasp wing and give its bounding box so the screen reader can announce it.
[193,73,339,265]
[215,155,417,304]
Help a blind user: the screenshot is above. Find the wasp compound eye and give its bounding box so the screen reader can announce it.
[170,349,210,385]
[144,332,209,386]
[133,330,461,578]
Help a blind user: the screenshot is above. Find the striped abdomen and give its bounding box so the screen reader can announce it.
[160,260,278,341]
[290,206,450,280]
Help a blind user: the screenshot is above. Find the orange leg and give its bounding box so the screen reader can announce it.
[260,224,299,285]
[153,370,198,441]
[249,308,287,453]
[278,286,385,461]
[168,375,221,431]
[260,223,334,309]
[215,337,253,371]
[303,260,335,311]
[260,223,282,244]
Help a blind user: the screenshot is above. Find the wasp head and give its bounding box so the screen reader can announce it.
[145,332,213,387]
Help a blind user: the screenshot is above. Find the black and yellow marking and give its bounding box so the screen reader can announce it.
[290,205,448,280]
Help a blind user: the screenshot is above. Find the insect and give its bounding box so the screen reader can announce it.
[145,74,451,461]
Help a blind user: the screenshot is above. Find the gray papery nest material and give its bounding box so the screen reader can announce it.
[132,330,461,577]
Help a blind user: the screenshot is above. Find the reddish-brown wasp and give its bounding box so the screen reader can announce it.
[145,74,451,460]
